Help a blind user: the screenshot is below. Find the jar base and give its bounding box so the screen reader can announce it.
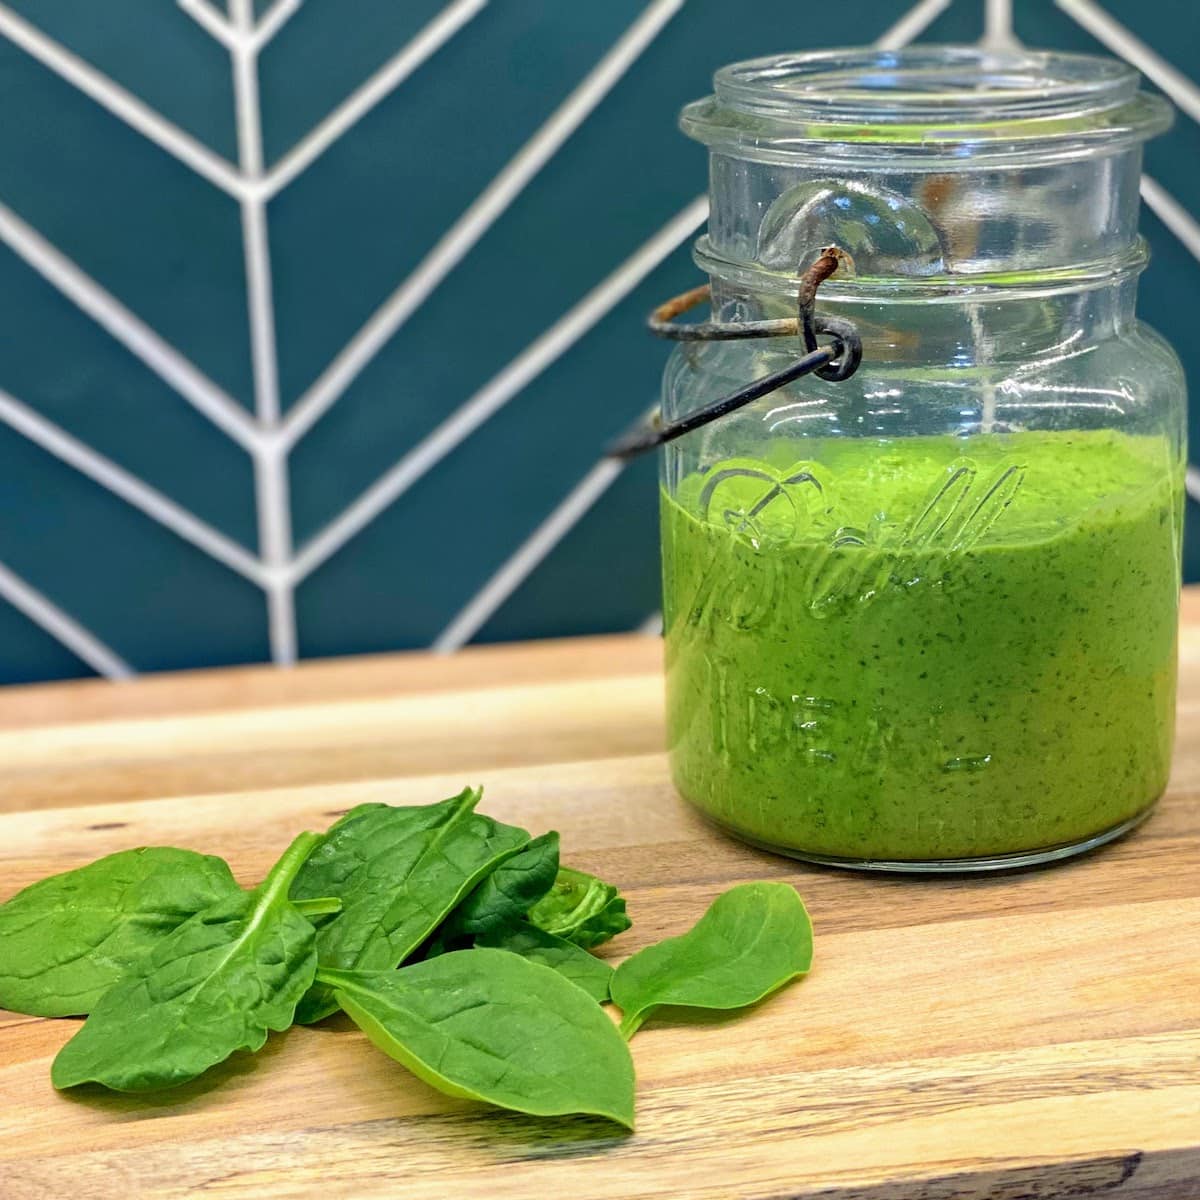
[698,803,1158,874]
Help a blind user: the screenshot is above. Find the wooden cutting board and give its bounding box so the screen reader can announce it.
[1,615,1198,1200]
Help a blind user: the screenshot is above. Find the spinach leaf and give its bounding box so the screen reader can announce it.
[0,847,239,1018]
[422,835,612,1002]
[290,788,530,1023]
[322,950,634,1128]
[51,832,322,1092]
[475,923,613,1004]
[610,882,812,1037]
[527,865,631,949]
[426,831,560,954]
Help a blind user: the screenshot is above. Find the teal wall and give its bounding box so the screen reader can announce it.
[0,1,1196,680]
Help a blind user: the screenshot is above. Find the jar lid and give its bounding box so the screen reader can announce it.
[681,46,1172,167]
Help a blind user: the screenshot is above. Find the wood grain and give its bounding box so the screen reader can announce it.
[0,623,1197,1199]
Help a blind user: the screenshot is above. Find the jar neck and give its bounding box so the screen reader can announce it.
[710,272,1141,367]
[704,147,1148,284]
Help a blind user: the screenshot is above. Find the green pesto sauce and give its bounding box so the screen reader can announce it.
[662,430,1181,862]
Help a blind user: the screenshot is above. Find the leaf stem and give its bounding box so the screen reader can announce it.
[263,831,323,899]
[618,1011,644,1040]
[293,896,341,917]
[313,966,375,998]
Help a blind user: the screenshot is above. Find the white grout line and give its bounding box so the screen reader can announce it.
[263,0,488,197]
[229,0,264,175]
[0,558,134,678]
[1055,0,1200,125]
[0,3,245,197]
[635,611,662,636]
[288,195,707,584]
[982,0,1019,48]
[0,387,268,585]
[236,205,280,427]
[177,0,238,49]
[432,458,626,652]
[253,0,303,49]
[281,0,688,448]
[0,199,261,451]
[228,0,296,664]
[228,0,276,421]
[1187,466,1200,503]
[1141,175,1200,263]
[253,446,297,657]
[263,576,298,663]
[875,0,954,51]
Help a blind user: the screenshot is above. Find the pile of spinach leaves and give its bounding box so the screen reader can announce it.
[0,788,813,1130]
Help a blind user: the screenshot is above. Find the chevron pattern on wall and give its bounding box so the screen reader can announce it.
[0,0,1195,681]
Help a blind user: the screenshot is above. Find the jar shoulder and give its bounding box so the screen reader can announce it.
[1040,320,1188,427]
[661,320,1186,451]
[1126,319,1187,393]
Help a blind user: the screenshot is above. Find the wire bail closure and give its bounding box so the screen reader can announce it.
[606,247,863,460]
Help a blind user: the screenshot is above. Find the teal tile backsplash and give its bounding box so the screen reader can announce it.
[0,0,1194,679]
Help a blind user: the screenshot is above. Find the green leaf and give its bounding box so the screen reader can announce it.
[0,847,240,1018]
[610,882,813,1037]
[290,788,530,1023]
[322,950,634,1128]
[527,866,631,949]
[51,832,322,1092]
[427,832,560,953]
[475,923,613,1004]
[422,836,612,1002]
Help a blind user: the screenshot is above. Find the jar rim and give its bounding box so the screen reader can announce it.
[683,45,1172,164]
[694,235,1151,304]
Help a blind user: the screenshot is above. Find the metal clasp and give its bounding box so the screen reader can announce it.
[607,247,863,460]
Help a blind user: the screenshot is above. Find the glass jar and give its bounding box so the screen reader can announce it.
[659,47,1186,871]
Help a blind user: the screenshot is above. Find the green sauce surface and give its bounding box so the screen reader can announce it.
[662,430,1180,862]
